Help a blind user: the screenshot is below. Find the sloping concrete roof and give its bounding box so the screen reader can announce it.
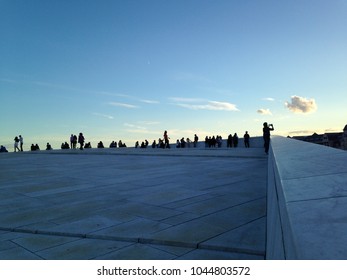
[0,147,267,260]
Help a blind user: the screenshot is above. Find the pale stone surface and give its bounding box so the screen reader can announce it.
[0,145,266,259]
[200,217,266,256]
[267,136,347,259]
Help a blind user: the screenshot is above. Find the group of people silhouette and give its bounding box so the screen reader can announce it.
[2,124,274,154]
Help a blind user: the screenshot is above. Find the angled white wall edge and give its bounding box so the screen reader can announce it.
[266,136,347,259]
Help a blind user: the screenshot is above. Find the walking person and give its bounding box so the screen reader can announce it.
[78,132,85,150]
[263,122,274,154]
[163,130,170,149]
[14,136,20,152]
[19,135,24,151]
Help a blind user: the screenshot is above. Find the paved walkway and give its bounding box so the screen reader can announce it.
[0,147,267,259]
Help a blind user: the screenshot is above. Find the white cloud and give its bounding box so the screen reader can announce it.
[257,108,272,115]
[262,97,275,101]
[207,101,239,111]
[124,123,146,130]
[169,97,205,103]
[98,91,133,98]
[285,95,317,114]
[171,98,239,112]
[102,92,159,106]
[109,102,138,109]
[92,113,114,120]
[140,99,160,104]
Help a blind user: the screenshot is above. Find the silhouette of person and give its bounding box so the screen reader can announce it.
[176,139,181,148]
[227,134,233,148]
[233,133,238,147]
[205,136,209,148]
[61,142,69,149]
[216,135,222,148]
[244,131,250,148]
[164,130,170,149]
[70,134,74,149]
[14,136,20,152]
[78,133,85,150]
[73,135,77,149]
[263,122,274,154]
[0,145,8,152]
[180,137,186,148]
[151,140,156,148]
[19,135,23,151]
[97,141,104,148]
[84,142,91,148]
[109,141,116,148]
[210,136,216,147]
[187,138,191,148]
[194,134,198,147]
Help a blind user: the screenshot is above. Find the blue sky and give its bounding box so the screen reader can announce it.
[1,0,347,149]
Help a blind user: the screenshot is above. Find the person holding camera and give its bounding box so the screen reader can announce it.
[263,122,274,154]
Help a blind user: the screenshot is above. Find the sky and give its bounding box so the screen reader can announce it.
[1,0,347,150]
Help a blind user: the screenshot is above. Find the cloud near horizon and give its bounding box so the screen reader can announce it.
[257,108,272,115]
[288,130,316,135]
[285,95,317,114]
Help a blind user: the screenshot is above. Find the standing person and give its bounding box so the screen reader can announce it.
[14,136,20,152]
[194,134,198,148]
[163,130,170,149]
[78,132,85,150]
[73,135,78,149]
[19,135,23,151]
[205,136,209,148]
[263,122,274,154]
[244,131,250,148]
[227,134,233,148]
[233,133,239,147]
[70,134,74,149]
